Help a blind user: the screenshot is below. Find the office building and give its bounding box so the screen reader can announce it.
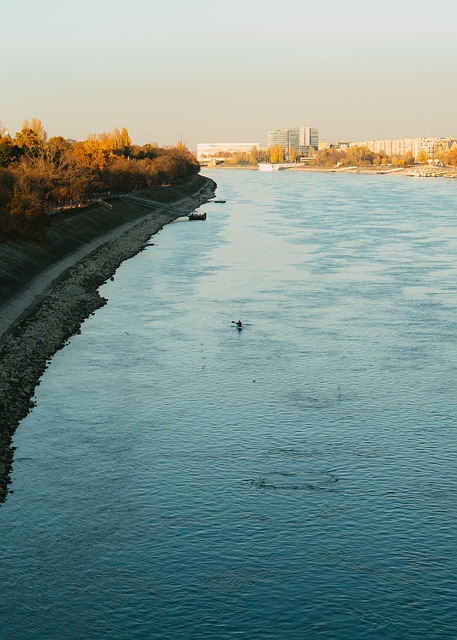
[267,124,319,156]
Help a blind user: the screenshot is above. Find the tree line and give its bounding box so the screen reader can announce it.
[221,146,289,166]
[313,145,457,167]
[216,143,457,168]
[0,119,199,242]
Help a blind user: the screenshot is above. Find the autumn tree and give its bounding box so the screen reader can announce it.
[18,149,91,205]
[375,150,389,166]
[1,119,200,242]
[14,128,44,157]
[416,149,428,164]
[153,154,178,184]
[346,145,377,166]
[0,168,14,215]
[137,158,159,186]
[76,128,131,165]
[0,136,21,167]
[130,143,158,160]
[112,127,131,156]
[176,137,189,152]
[390,152,415,167]
[72,138,115,170]
[22,118,47,144]
[225,152,250,165]
[256,148,271,163]
[269,145,285,163]
[403,151,415,166]
[249,146,259,165]
[314,147,344,165]
[446,148,457,166]
[47,136,71,162]
[13,118,48,158]
[8,187,48,241]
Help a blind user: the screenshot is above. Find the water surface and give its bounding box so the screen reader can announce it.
[1,170,457,639]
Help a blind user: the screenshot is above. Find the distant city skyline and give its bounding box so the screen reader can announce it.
[2,0,456,150]
[267,124,319,156]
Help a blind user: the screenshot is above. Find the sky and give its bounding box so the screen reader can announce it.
[2,0,456,150]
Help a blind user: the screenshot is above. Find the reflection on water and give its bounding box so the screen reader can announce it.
[1,170,457,639]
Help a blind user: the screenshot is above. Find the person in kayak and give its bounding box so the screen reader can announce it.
[232,320,243,328]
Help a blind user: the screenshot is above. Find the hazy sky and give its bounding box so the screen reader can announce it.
[2,0,456,149]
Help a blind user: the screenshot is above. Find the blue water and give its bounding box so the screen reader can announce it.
[2,170,457,639]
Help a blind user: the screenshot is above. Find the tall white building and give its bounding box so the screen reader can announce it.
[267,124,319,156]
[299,124,319,150]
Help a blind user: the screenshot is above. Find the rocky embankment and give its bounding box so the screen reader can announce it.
[0,174,217,501]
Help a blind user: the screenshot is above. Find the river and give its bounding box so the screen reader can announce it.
[1,169,457,638]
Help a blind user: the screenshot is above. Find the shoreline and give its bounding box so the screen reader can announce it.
[205,164,457,178]
[0,175,217,501]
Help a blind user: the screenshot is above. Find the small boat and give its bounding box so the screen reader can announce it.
[188,212,207,221]
[259,163,279,171]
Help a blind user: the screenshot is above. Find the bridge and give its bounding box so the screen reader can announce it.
[197,157,226,168]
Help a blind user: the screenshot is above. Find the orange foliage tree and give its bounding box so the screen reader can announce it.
[0,120,200,242]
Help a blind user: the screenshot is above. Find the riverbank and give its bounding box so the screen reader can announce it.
[0,174,217,501]
[206,164,457,178]
[290,164,457,177]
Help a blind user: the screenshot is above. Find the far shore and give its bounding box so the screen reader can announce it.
[205,164,457,178]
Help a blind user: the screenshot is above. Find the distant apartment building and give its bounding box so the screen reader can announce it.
[333,142,351,152]
[267,124,318,156]
[350,136,456,160]
[197,142,259,159]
